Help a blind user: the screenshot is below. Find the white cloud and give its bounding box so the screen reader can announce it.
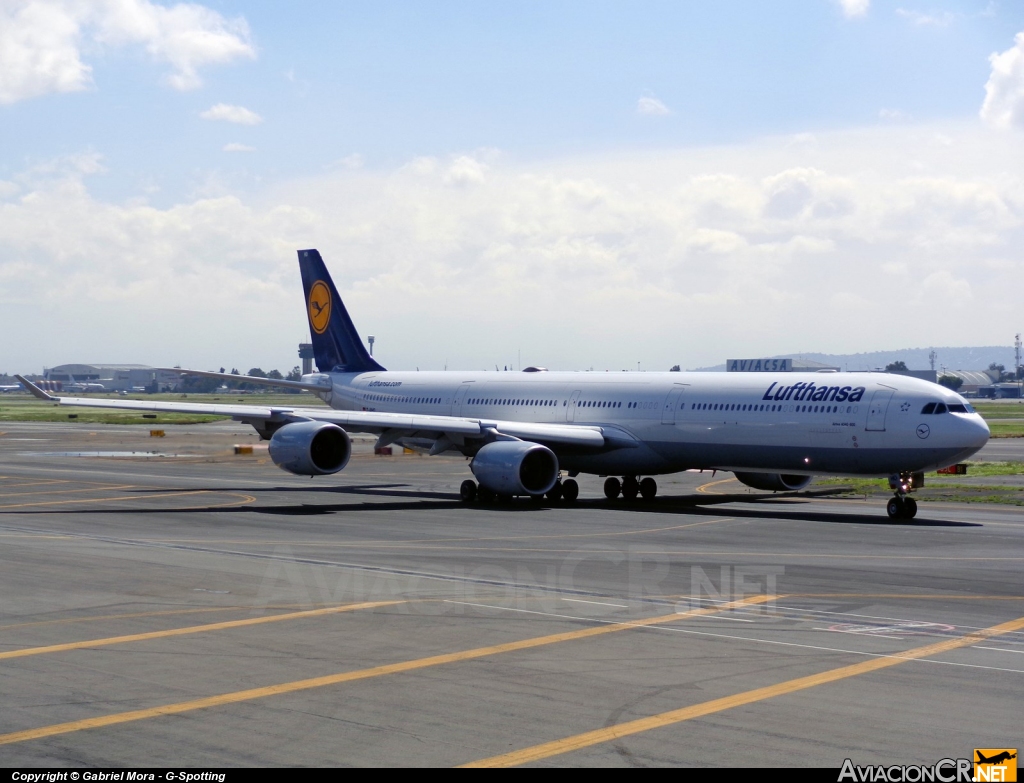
[836,0,870,18]
[0,1,92,103]
[981,31,1024,130]
[896,8,957,27]
[201,103,263,125]
[879,108,909,121]
[444,155,487,186]
[2,123,1023,373]
[636,94,671,116]
[923,270,973,301]
[330,154,364,170]
[0,0,254,104]
[222,143,255,153]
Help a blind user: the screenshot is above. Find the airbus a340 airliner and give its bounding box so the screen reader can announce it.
[19,249,990,519]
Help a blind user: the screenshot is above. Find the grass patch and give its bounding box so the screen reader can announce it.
[974,401,1024,419]
[986,423,1024,438]
[815,462,1024,505]
[960,460,1024,476]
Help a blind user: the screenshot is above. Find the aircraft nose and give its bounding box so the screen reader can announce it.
[969,414,990,448]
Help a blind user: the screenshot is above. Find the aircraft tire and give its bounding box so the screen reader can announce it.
[460,479,477,503]
[562,478,579,502]
[478,485,495,504]
[903,497,917,519]
[639,477,657,500]
[886,496,904,519]
[603,477,621,500]
[546,482,564,501]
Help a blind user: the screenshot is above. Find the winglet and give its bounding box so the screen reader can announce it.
[15,375,57,401]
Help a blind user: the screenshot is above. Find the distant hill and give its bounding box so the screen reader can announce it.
[691,346,1018,373]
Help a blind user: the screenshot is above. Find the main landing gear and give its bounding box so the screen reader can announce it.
[886,473,919,520]
[458,477,578,504]
[604,476,657,501]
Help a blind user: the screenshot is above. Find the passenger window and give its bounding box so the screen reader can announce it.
[921,403,936,414]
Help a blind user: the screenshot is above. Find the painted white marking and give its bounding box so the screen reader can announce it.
[561,598,628,608]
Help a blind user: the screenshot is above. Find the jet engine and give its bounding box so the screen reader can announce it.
[733,472,813,492]
[470,440,558,497]
[268,421,351,476]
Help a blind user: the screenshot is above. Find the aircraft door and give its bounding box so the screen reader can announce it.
[661,384,687,424]
[865,389,895,431]
[567,390,582,422]
[452,385,471,416]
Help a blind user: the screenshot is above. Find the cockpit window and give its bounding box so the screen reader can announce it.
[921,402,936,414]
[934,403,947,414]
[948,403,968,413]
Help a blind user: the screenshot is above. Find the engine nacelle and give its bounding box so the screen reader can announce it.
[268,421,351,476]
[733,472,813,492]
[471,440,558,497]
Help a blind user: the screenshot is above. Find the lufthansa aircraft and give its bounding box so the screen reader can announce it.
[18,249,990,519]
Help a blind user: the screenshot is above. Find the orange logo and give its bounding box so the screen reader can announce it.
[975,749,1017,782]
[308,280,331,334]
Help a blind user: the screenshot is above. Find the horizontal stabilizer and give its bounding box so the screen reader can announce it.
[157,368,332,393]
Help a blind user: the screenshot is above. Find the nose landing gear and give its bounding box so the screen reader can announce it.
[886,473,921,519]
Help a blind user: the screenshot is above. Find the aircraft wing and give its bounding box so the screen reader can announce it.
[15,376,618,449]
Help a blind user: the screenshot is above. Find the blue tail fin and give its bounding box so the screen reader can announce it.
[297,249,385,373]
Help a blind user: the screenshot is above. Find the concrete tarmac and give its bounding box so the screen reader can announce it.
[0,421,1022,767]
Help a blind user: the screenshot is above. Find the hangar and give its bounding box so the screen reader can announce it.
[42,364,181,392]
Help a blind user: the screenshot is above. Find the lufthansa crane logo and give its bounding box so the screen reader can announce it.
[308,280,331,334]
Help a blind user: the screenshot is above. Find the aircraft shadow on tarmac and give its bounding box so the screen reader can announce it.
[5,483,982,526]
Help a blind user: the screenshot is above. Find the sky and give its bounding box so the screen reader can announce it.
[1,0,1023,374]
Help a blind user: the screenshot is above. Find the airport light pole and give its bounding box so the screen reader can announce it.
[1016,333,1022,397]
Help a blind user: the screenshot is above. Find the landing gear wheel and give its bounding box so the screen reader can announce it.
[546,481,563,501]
[639,477,658,500]
[477,485,495,504]
[562,478,579,503]
[603,477,621,500]
[886,496,905,519]
[621,476,639,501]
[460,479,477,503]
[903,497,917,519]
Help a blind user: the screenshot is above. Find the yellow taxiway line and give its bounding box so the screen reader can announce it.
[462,613,1024,767]
[696,477,739,493]
[0,600,403,661]
[0,484,139,498]
[0,595,772,746]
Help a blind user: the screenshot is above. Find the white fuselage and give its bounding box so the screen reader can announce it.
[310,370,989,478]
